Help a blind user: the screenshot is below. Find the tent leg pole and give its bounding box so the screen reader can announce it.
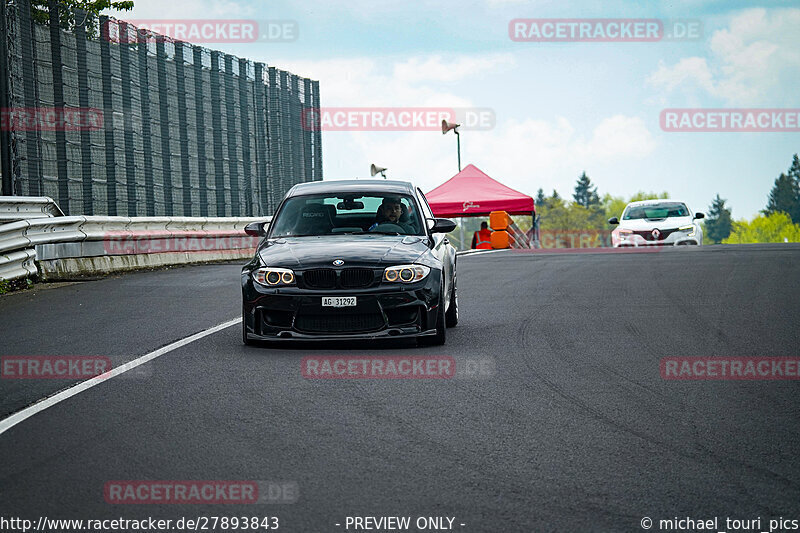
[460,218,465,250]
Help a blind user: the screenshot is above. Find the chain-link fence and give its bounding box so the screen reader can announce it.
[0,0,322,216]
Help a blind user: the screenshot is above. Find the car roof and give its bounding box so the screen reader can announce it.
[287,179,417,197]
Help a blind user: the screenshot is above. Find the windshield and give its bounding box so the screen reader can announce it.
[622,202,690,220]
[269,193,425,237]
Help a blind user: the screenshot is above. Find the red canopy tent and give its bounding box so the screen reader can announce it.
[425,164,534,218]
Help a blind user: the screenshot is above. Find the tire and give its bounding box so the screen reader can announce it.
[420,281,446,346]
[445,273,458,327]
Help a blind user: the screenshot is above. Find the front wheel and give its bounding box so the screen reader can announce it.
[445,274,458,327]
[420,282,447,346]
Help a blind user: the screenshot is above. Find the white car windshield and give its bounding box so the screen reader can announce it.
[623,202,690,220]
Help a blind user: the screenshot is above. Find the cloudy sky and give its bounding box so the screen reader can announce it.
[111,0,800,218]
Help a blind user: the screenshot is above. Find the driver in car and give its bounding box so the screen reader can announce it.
[369,197,415,233]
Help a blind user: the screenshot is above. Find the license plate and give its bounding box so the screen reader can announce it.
[322,296,357,307]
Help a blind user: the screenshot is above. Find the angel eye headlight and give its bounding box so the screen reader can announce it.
[254,267,296,286]
[383,264,430,283]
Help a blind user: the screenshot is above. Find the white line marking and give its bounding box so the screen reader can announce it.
[0,317,241,437]
[457,249,506,256]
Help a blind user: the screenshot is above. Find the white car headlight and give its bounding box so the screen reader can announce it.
[254,267,296,286]
[383,264,430,283]
[678,225,696,236]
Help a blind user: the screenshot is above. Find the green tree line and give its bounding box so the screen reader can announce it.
[534,153,800,245]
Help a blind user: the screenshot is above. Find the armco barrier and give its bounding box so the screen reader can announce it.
[0,248,37,281]
[0,196,64,223]
[0,209,268,281]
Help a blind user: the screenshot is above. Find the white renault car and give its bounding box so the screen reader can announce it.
[608,200,704,247]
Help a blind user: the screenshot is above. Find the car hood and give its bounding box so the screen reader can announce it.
[257,235,430,268]
[617,216,694,231]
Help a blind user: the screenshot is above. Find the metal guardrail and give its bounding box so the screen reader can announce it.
[0,196,64,222]
[0,201,269,282]
[0,248,37,281]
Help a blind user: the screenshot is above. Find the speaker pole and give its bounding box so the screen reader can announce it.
[456,129,461,172]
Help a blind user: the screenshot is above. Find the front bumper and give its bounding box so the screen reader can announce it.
[242,269,443,342]
[613,232,700,247]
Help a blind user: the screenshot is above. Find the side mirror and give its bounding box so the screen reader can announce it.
[694,212,705,219]
[244,221,267,237]
[608,217,619,225]
[429,218,457,234]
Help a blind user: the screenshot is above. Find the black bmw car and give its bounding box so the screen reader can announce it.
[241,180,458,345]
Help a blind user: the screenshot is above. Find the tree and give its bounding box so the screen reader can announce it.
[601,193,627,222]
[764,172,800,223]
[628,191,670,202]
[30,0,134,37]
[787,153,800,223]
[704,194,733,244]
[535,188,546,209]
[723,212,800,244]
[549,189,562,208]
[573,172,599,208]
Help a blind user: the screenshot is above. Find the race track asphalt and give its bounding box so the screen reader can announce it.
[1,244,799,532]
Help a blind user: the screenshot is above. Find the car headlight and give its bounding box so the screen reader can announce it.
[618,229,633,236]
[678,225,696,236]
[383,264,431,283]
[254,267,295,286]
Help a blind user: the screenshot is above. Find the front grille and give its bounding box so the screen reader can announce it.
[303,269,336,289]
[295,313,384,333]
[634,228,677,241]
[340,268,374,288]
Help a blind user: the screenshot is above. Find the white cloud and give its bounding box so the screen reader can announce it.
[647,8,800,105]
[276,53,655,197]
[275,54,511,108]
[647,57,714,93]
[392,54,515,84]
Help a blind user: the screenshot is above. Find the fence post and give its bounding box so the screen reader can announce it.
[99,16,118,215]
[0,0,15,196]
[192,46,208,217]
[48,1,69,212]
[155,37,173,215]
[138,29,155,216]
[74,9,93,214]
[209,51,226,216]
[18,0,43,196]
[118,21,137,216]
[223,54,240,217]
[252,62,269,215]
[174,42,193,216]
